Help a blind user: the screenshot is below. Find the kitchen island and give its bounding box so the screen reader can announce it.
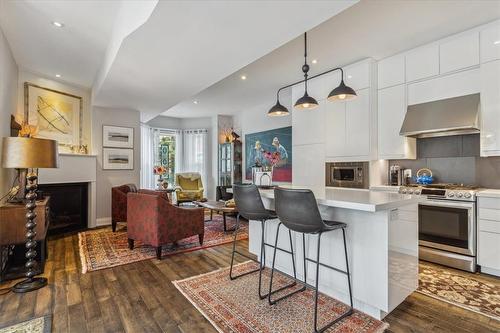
[247,186,420,320]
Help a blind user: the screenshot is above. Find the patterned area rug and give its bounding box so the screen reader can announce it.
[78,213,247,273]
[0,315,51,333]
[173,261,389,333]
[418,262,500,321]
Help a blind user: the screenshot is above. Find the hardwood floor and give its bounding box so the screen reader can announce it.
[0,234,499,333]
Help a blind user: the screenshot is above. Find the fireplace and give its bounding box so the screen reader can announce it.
[37,182,88,234]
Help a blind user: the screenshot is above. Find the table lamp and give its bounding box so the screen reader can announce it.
[1,137,58,293]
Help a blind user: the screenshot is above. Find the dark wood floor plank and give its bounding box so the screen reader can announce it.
[0,233,498,333]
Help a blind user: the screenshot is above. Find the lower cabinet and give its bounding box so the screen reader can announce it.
[477,196,500,276]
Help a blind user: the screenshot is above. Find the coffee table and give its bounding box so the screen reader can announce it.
[193,200,237,232]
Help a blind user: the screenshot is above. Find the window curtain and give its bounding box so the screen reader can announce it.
[182,129,209,189]
[140,123,157,189]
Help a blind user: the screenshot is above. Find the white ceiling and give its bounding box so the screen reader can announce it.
[163,0,500,119]
[0,0,122,87]
[92,0,358,121]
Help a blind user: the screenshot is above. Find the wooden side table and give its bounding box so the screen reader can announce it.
[193,200,237,232]
[0,197,50,282]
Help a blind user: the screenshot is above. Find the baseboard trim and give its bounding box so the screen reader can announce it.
[96,217,112,227]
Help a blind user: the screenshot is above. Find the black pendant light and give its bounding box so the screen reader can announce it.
[327,71,357,101]
[268,87,290,116]
[268,32,358,117]
[294,33,318,110]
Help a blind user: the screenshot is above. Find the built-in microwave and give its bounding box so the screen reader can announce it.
[325,162,369,188]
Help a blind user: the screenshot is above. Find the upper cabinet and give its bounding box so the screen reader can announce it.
[378,85,416,160]
[480,21,500,63]
[292,99,326,146]
[344,60,371,90]
[480,60,500,156]
[405,44,439,82]
[378,54,405,89]
[440,32,479,74]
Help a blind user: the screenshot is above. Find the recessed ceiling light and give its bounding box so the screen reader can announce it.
[55,74,61,78]
[312,59,318,64]
[193,100,199,104]
[347,75,353,79]
[494,40,500,45]
[240,75,247,80]
[52,21,64,28]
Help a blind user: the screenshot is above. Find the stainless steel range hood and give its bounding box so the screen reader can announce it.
[400,93,480,138]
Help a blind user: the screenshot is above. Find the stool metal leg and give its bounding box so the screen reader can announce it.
[313,228,353,333]
[268,223,306,305]
[229,214,260,280]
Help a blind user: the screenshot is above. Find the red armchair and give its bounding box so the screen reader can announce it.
[112,185,171,232]
[126,190,204,259]
[111,184,137,232]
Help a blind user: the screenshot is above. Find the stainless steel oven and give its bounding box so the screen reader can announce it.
[418,198,476,272]
[326,162,368,188]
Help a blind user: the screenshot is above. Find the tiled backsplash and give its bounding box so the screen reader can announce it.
[390,134,500,189]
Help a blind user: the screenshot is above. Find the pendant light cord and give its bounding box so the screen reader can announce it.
[303,33,309,93]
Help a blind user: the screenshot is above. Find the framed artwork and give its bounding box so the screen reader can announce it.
[245,126,292,182]
[25,82,82,148]
[103,125,134,148]
[103,148,134,170]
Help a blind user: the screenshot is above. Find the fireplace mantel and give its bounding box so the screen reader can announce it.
[38,154,97,228]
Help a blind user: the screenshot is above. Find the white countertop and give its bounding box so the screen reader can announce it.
[477,189,500,198]
[258,186,420,212]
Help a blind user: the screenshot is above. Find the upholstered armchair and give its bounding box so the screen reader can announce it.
[175,172,204,204]
[126,191,204,259]
[111,184,137,232]
[112,185,171,232]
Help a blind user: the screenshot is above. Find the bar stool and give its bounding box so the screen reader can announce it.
[269,187,353,333]
[230,184,300,299]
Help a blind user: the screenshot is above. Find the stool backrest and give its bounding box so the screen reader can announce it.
[274,187,324,234]
[233,184,270,220]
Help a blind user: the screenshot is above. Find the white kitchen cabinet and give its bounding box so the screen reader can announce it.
[478,196,500,276]
[378,85,416,159]
[325,88,376,161]
[292,143,325,188]
[344,59,371,91]
[405,44,439,82]
[407,68,480,105]
[345,89,370,157]
[378,54,405,89]
[480,21,500,63]
[292,99,325,146]
[480,60,500,156]
[439,32,479,74]
[325,99,346,158]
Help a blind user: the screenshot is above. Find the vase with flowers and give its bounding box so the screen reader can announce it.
[262,151,282,181]
[153,165,169,189]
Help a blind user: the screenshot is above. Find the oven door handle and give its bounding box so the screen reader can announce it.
[420,199,474,209]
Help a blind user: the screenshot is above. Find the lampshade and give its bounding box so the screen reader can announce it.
[327,80,357,101]
[268,100,290,116]
[294,92,319,110]
[2,137,58,169]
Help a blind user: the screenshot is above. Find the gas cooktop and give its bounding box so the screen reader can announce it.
[399,183,480,201]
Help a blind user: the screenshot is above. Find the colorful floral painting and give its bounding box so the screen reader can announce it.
[245,126,292,182]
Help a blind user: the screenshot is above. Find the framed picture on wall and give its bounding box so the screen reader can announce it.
[25,82,82,148]
[103,125,134,148]
[103,148,134,170]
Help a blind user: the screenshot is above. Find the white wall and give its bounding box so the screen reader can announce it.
[233,89,292,182]
[16,70,92,151]
[0,27,18,197]
[92,106,140,221]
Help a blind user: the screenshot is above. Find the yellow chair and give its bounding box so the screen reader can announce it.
[175,172,204,205]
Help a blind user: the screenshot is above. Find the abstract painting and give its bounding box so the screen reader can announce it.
[103,125,134,148]
[25,83,82,148]
[103,148,134,170]
[245,126,292,182]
